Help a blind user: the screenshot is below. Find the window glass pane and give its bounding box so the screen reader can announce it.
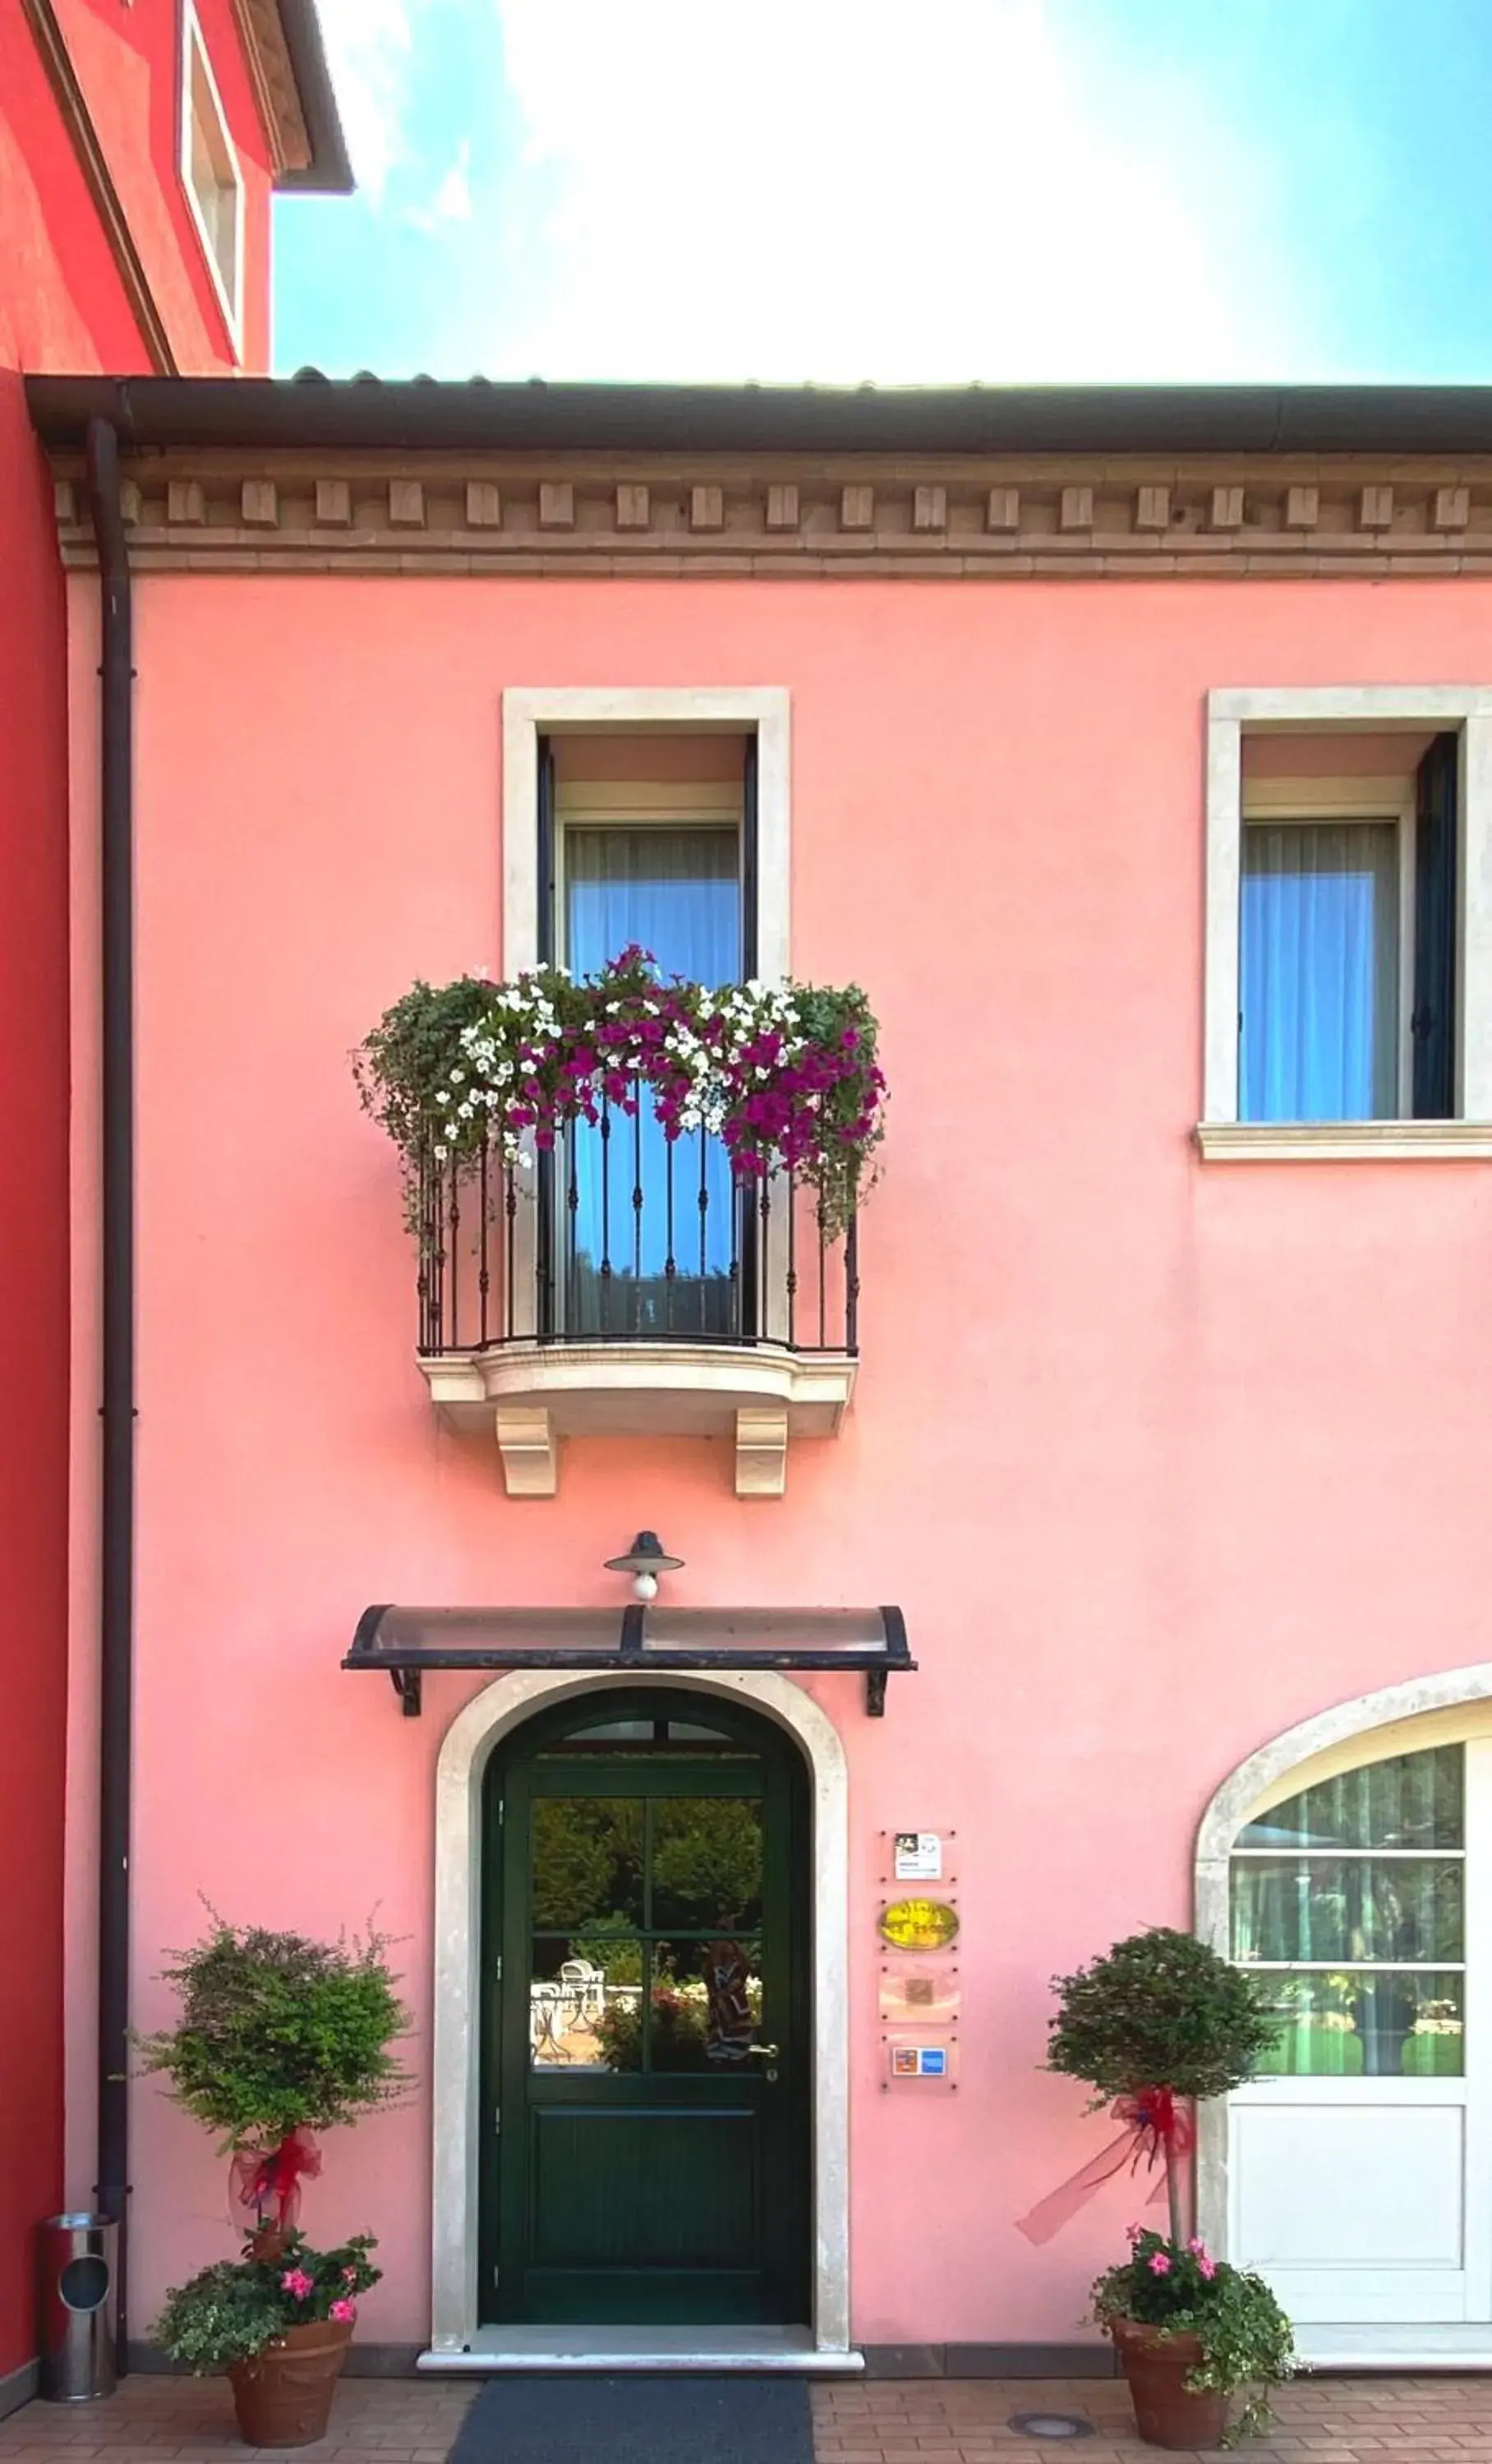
[1232,1858,1463,1965]
[563,825,740,1337]
[1238,1745,1464,1850]
[647,1939,763,2072]
[529,1933,642,2070]
[1254,1970,1464,2078]
[530,1797,643,1929]
[649,1797,763,1933]
[1241,821,1400,1121]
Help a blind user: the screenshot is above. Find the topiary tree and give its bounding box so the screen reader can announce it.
[140,1919,410,2232]
[1046,1927,1278,2239]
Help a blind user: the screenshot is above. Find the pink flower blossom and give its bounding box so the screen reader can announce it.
[280,2269,314,2299]
[1187,2236,1207,2256]
[1198,2257,1217,2281]
[1125,2223,1143,2245]
[329,2299,357,2324]
[1148,2252,1172,2276]
[342,2267,359,2283]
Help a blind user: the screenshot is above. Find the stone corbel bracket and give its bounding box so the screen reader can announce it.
[420,1345,855,1498]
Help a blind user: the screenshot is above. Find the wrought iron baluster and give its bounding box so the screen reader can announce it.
[565,1129,580,1340]
[758,1175,771,1346]
[430,1151,446,1354]
[477,1138,490,1348]
[416,1142,432,1351]
[817,1198,827,1349]
[599,1098,613,1335]
[698,1129,709,1334]
[448,1166,461,1349]
[785,1166,798,1349]
[845,1211,860,1355]
[664,1138,676,1335]
[630,1081,643,1335]
[504,1158,517,1341]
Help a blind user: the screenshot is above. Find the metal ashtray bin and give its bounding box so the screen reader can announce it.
[37,2214,117,2402]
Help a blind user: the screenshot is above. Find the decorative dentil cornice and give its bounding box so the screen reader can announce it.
[47,448,1492,578]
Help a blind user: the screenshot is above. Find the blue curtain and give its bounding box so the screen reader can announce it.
[564,826,739,1333]
[1241,822,1400,1122]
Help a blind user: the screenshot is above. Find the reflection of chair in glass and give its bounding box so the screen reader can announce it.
[530,1981,569,2061]
[559,1958,606,2028]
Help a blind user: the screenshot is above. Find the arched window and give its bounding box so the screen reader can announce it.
[1229,1742,1465,2077]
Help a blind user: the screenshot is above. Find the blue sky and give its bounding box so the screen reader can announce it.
[274,0,1492,385]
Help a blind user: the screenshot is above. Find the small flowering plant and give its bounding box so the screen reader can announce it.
[154,2231,380,2374]
[355,947,885,1240]
[1090,2227,1296,2443]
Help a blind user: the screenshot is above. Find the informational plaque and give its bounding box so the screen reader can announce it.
[877,1828,958,2088]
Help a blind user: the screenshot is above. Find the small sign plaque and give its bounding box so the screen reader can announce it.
[879,1896,960,1951]
[879,1963,961,2024]
[893,1831,943,1882]
[890,2043,950,2080]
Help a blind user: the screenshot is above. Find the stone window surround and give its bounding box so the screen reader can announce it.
[1200,686,1492,1161]
[180,1,245,359]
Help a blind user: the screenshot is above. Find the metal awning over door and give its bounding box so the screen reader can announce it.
[343,1602,914,1717]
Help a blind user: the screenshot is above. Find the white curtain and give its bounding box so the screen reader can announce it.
[1241,821,1400,1121]
[564,826,739,1333]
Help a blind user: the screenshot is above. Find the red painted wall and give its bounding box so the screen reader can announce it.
[0,0,280,2388]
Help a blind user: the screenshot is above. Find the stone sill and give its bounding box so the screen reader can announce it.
[1195,1120,1492,1162]
[417,1340,856,1498]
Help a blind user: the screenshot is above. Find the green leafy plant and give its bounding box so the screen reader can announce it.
[139,1919,410,2147]
[154,2232,381,2374]
[1090,2227,1296,2445]
[1047,1927,1278,2241]
[355,945,886,1239]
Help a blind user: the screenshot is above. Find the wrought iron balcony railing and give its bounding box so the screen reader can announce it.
[414,1096,859,1360]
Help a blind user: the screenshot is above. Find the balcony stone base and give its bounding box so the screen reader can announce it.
[417,1341,857,1497]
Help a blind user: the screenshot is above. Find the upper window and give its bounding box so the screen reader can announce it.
[1203,690,1492,1155]
[181,5,243,352]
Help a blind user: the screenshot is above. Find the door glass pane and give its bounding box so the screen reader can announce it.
[1241,820,1400,1122]
[1254,1970,1464,2078]
[529,1933,642,2070]
[647,1938,763,2072]
[531,1797,643,1929]
[1232,1858,1464,1965]
[650,1797,763,1933]
[563,824,740,1337]
[1237,1745,1464,1849]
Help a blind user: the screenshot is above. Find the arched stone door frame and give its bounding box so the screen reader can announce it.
[428,1668,850,2355]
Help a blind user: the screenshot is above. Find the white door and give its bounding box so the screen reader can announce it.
[1228,1738,1492,2342]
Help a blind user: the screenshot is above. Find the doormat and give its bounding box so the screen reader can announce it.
[449,2371,815,2464]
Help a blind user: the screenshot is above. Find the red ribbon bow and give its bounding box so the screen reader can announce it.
[230,2129,321,2230]
[1015,2089,1194,2247]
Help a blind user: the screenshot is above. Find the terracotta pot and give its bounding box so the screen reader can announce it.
[228,2319,352,2448]
[1109,2319,1230,2452]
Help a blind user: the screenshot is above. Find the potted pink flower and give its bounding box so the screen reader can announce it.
[154,2230,380,2448]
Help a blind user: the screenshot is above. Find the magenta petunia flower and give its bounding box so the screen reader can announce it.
[1148,2252,1172,2276]
[280,2269,314,2299]
[329,2298,357,2324]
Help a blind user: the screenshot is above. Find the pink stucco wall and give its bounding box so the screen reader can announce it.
[68,571,1492,2349]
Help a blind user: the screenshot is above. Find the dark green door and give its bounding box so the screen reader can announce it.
[480,1694,810,2327]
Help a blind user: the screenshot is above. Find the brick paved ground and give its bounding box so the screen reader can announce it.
[3,2370,1492,2464]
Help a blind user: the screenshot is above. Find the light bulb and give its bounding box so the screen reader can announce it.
[633,1570,658,1602]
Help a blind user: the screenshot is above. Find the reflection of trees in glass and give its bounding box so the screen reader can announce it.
[531,1799,642,1930]
[652,1800,762,1929]
[571,1915,642,1985]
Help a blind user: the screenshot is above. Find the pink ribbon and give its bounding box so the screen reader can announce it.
[1015,2089,1193,2246]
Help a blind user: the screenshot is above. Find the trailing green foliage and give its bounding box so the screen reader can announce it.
[1047,1926,1280,2104]
[154,2232,380,2374]
[139,1919,411,2147]
[1091,2228,1296,2445]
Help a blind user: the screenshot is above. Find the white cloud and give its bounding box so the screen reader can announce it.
[483,0,1307,382]
[310,0,418,203]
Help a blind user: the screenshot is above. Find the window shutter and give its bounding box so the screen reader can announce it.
[536,734,556,964]
[741,732,759,978]
[1412,731,1459,1119]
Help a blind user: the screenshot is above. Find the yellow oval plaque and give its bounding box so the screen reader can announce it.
[879,1897,960,1951]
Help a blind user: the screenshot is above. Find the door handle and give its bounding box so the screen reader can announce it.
[748,2041,781,2081]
